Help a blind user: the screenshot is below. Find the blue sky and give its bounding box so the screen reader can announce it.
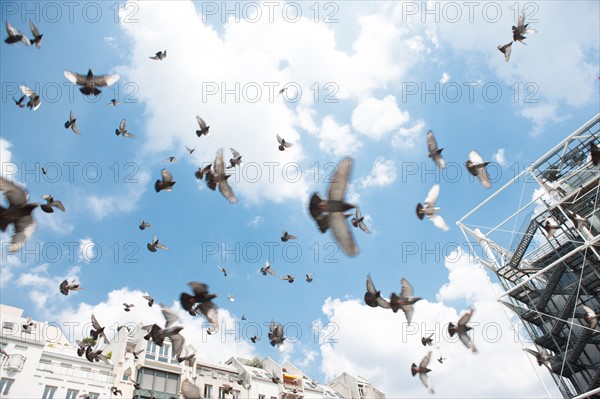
[1,1,599,397]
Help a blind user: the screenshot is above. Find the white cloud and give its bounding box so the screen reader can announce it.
[317,248,561,398]
[492,148,506,166]
[317,116,361,157]
[247,216,264,227]
[361,157,397,188]
[440,72,450,84]
[0,138,16,178]
[391,120,426,149]
[79,237,97,263]
[351,95,410,140]
[519,104,570,137]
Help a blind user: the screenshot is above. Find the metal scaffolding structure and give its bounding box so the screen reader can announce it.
[457,114,600,398]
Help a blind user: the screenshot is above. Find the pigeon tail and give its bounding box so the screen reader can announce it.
[411,364,418,376]
[0,207,8,231]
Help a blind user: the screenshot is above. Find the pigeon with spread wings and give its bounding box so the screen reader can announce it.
[64,69,120,96]
[5,22,30,46]
[180,282,219,334]
[416,184,449,231]
[448,308,477,353]
[20,85,41,111]
[206,149,237,204]
[364,274,391,309]
[466,150,492,189]
[427,130,446,169]
[308,158,358,256]
[411,352,434,394]
[512,9,537,44]
[28,20,43,48]
[390,278,422,325]
[155,169,176,192]
[0,176,38,253]
[65,111,81,135]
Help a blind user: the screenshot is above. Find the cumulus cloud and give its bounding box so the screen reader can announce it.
[85,170,151,220]
[0,138,16,178]
[492,148,506,166]
[16,265,81,311]
[440,72,451,84]
[79,237,97,263]
[317,116,361,157]
[351,95,410,140]
[361,157,397,188]
[317,248,561,398]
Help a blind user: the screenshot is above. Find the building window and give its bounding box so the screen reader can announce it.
[232,390,240,399]
[358,384,365,398]
[146,341,157,360]
[66,389,79,399]
[0,378,14,395]
[42,385,57,399]
[88,393,99,399]
[138,367,180,394]
[158,344,170,363]
[258,395,265,399]
[204,384,213,399]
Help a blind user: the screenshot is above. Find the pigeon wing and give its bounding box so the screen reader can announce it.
[458,308,475,325]
[63,71,88,85]
[0,176,28,206]
[196,116,207,130]
[400,277,414,298]
[328,158,352,201]
[93,74,120,87]
[161,168,173,183]
[424,184,440,207]
[182,380,203,399]
[329,212,358,256]
[160,304,180,328]
[429,214,449,231]
[218,179,238,204]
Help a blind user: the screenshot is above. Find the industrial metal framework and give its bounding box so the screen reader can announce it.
[457,114,600,398]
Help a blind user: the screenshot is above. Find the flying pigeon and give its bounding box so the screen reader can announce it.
[278,86,288,96]
[541,218,559,239]
[591,142,599,166]
[466,150,492,189]
[421,334,437,348]
[177,345,196,367]
[149,50,167,60]
[64,111,80,135]
[147,233,169,252]
[155,168,176,192]
[110,387,122,396]
[196,115,210,137]
[566,210,590,232]
[306,272,314,283]
[448,308,477,353]
[271,370,281,383]
[0,176,38,253]
[41,167,47,175]
[163,156,177,163]
[186,146,196,154]
[85,346,108,364]
[416,184,449,231]
[351,208,370,233]
[524,348,552,368]
[241,315,247,320]
[411,351,434,394]
[142,305,185,358]
[181,380,202,399]
[143,295,154,307]
[268,320,285,347]
[13,95,26,108]
[260,260,276,276]
[218,266,228,277]
[237,379,251,390]
[308,157,358,256]
[250,336,261,343]
[28,20,43,48]
[115,119,135,138]
[281,230,297,242]
[90,314,109,344]
[427,130,445,169]
[195,164,212,181]
[5,22,30,46]
[276,134,293,151]
[22,315,35,331]
[582,305,598,329]
[280,274,295,283]
[437,356,447,364]
[129,374,142,390]
[227,293,235,302]
[139,220,152,230]
[364,274,391,309]
[64,69,120,96]
[20,85,41,110]
[222,384,233,395]
[128,348,144,360]
[228,148,242,169]
[40,194,65,213]
[180,282,219,334]
[497,42,513,62]
[123,303,135,312]
[390,278,422,324]
[107,99,120,106]
[512,9,537,44]
[59,279,82,295]
[206,149,237,204]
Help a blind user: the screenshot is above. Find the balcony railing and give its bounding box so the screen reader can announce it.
[4,354,26,371]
